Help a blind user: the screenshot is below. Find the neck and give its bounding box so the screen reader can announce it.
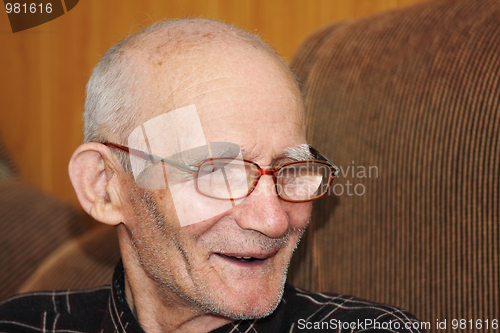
[117,225,233,333]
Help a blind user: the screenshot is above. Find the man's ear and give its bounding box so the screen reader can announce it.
[69,142,130,225]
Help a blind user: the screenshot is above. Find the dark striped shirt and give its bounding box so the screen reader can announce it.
[0,262,426,332]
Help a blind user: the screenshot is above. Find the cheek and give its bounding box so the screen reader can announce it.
[145,186,220,236]
[284,201,312,229]
[166,181,249,228]
[125,182,178,234]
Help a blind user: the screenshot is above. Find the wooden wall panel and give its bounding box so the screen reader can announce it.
[0,0,426,207]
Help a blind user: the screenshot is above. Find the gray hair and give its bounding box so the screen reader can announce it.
[84,22,165,144]
[84,41,133,144]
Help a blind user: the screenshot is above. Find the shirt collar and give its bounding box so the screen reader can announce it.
[101,260,145,333]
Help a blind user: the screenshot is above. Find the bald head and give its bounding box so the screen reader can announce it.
[84,19,297,145]
[127,19,277,58]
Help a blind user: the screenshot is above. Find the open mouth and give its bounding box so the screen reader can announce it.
[217,254,262,263]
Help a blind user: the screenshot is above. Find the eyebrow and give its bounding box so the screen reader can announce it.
[240,144,314,165]
[283,144,314,162]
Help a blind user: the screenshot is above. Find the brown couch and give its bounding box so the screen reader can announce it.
[288,0,499,330]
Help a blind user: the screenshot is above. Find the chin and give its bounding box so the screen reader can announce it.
[198,264,290,320]
[199,282,286,320]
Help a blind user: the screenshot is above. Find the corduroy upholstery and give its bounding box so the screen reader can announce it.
[0,180,87,299]
[287,0,499,330]
[18,225,119,293]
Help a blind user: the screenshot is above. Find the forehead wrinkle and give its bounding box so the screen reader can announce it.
[124,35,301,135]
[172,77,236,105]
[165,54,296,109]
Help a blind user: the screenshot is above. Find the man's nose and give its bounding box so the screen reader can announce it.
[234,175,289,238]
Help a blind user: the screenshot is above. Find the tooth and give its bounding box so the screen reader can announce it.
[235,257,243,259]
[243,257,252,259]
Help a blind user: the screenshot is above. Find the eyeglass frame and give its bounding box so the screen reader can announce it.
[102,141,340,203]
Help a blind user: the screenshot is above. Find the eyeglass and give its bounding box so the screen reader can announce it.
[103,142,339,203]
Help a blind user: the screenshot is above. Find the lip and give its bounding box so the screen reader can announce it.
[212,250,278,267]
[217,250,278,260]
[214,253,267,268]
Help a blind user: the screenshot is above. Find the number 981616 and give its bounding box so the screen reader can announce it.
[5,3,53,14]
[451,319,498,330]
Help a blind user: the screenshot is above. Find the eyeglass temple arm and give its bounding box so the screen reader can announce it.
[103,142,199,172]
[308,146,340,177]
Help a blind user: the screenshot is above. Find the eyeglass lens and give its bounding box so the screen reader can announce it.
[196,159,331,202]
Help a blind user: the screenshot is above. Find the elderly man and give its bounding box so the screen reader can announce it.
[0,19,424,333]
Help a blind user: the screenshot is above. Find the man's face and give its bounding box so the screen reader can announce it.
[124,46,311,319]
